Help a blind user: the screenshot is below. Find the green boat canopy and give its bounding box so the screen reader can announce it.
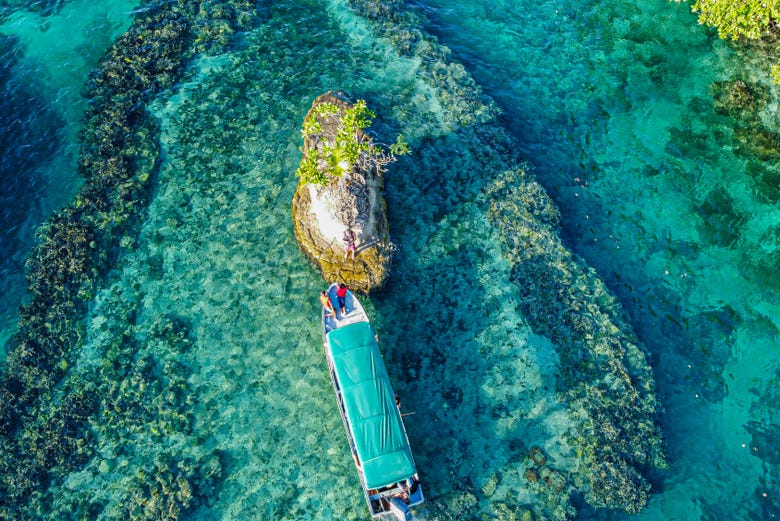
[328,322,417,490]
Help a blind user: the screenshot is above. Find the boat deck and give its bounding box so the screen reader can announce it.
[323,283,368,335]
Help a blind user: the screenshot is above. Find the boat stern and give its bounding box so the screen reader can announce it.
[367,476,423,520]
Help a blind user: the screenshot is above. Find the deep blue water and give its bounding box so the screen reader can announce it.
[0,0,138,349]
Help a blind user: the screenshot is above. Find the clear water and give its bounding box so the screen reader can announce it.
[1,0,778,520]
[412,1,780,518]
[0,0,138,350]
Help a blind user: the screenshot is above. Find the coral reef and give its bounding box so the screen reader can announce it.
[348,0,499,128]
[292,91,394,293]
[24,299,225,519]
[76,311,221,520]
[0,0,671,518]
[0,1,256,517]
[529,446,547,467]
[489,502,536,521]
[347,0,667,516]
[483,169,667,513]
[518,446,573,520]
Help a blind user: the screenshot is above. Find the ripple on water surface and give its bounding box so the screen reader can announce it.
[0,0,138,351]
[7,0,778,519]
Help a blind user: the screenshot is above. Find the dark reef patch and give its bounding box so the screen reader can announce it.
[349,0,500,128]
[347,0,667,516]
[485,169,666,514]
[0,1,258,518]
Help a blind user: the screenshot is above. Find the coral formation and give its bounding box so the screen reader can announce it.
[484,169,667,513]
[0,1,256,517]
[523,445,569,512]
[348,0,499,128]
[292,91,394,293]
[0,0,671,518]
[490,502,536,521]
[529,446,547,467]
[346,0,667,516]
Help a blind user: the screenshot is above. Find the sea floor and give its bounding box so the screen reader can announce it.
[0,0,778,519]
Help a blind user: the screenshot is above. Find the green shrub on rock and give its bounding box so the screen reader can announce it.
[296,97,406,186]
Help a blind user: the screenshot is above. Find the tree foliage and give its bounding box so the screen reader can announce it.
[685,0,780,40]
[296,99,408,186]
[678,0,780,83]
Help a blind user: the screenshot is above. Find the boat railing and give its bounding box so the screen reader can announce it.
[325,351,363,482]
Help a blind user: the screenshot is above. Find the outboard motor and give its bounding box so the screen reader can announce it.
[388,497,412,521]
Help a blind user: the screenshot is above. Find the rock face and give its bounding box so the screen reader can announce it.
[292,91,393,292]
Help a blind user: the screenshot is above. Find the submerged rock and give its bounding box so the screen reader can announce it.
[292,91,395,292]
[524,468,540,483]
[539,466,567,493]
[529,446,547,467]
[484,169,666,514]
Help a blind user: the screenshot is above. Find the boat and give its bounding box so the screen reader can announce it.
[321,282,424,520]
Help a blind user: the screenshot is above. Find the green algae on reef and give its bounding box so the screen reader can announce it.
[0,1,257,518]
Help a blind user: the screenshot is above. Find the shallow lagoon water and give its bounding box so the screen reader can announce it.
[0,0,778,519]
[411,1,780,518]
[69,4,573,517]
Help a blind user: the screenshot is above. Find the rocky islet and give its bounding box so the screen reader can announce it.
[292,90,395,293]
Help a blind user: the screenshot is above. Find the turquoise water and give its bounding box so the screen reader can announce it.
[0,0,778,520]
[0,0,138,350]
[414,1,780,518]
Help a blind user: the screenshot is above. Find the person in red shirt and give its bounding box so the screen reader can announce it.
[336,283,348,317]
